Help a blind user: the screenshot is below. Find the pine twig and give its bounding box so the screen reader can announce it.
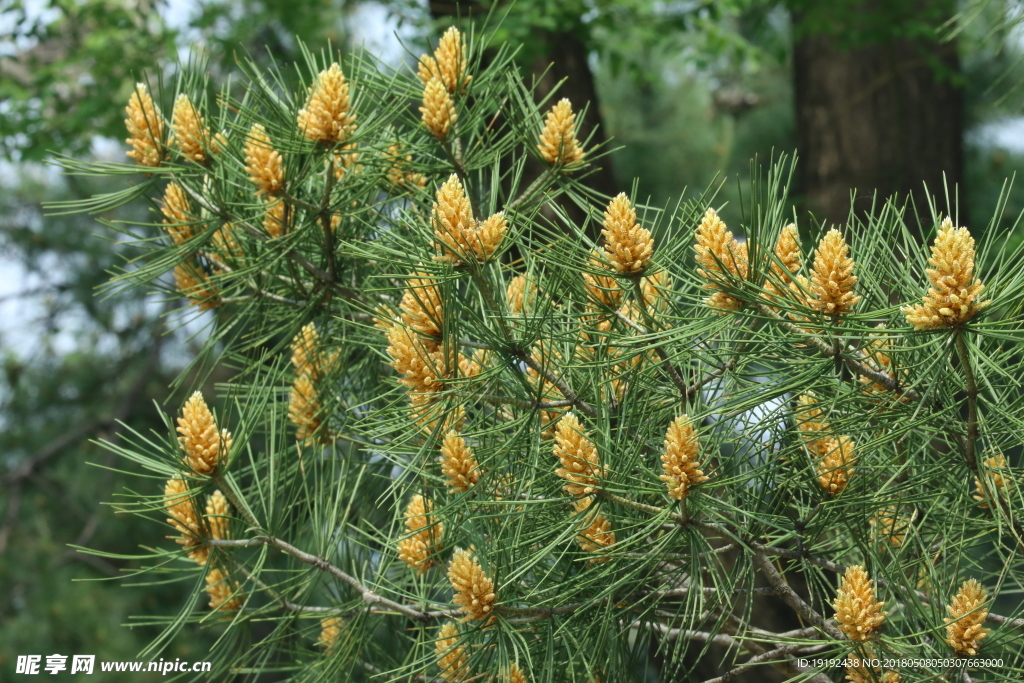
[515,348,597,418]
[955,330,979,472]
[701,641,832,683]
[467,393,576,410]
[208,537,440,623]
[755,303,921,402]
[624,279,691,406]
[752,550,844,640]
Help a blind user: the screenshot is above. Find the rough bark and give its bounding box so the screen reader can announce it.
[793,9,962,231]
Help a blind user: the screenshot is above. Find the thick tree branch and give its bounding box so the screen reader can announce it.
[701,641,832,683]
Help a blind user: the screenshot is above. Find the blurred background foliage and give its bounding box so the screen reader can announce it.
[4,0,1024,679]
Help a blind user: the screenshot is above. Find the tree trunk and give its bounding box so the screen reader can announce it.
[793,8,962,232]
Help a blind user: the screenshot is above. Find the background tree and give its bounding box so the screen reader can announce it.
[789,0,963,230]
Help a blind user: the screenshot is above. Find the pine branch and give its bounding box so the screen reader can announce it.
[955,331,980,473]
[622,280,691,405]
[467,393,576,410]
[701,641,832,683]
[509,167,556,210]
[208,538,450,622]
[515,348,597,418]
[755,303,921,402]
[752,550,844,640]
[175,181,361,301]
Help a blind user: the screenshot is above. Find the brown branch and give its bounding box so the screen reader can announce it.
[644,622,739,647]
[467,393,576,410]
[515,350,597,418]
[208,537,446,622]
[641,617,832,683]
[752,550,844,640]
[280,191,320,214]
[755,303,921,402]
[620,284,691,406]
[702,641,832,683]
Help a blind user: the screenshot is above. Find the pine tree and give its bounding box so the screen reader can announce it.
[55,28,1024,682]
